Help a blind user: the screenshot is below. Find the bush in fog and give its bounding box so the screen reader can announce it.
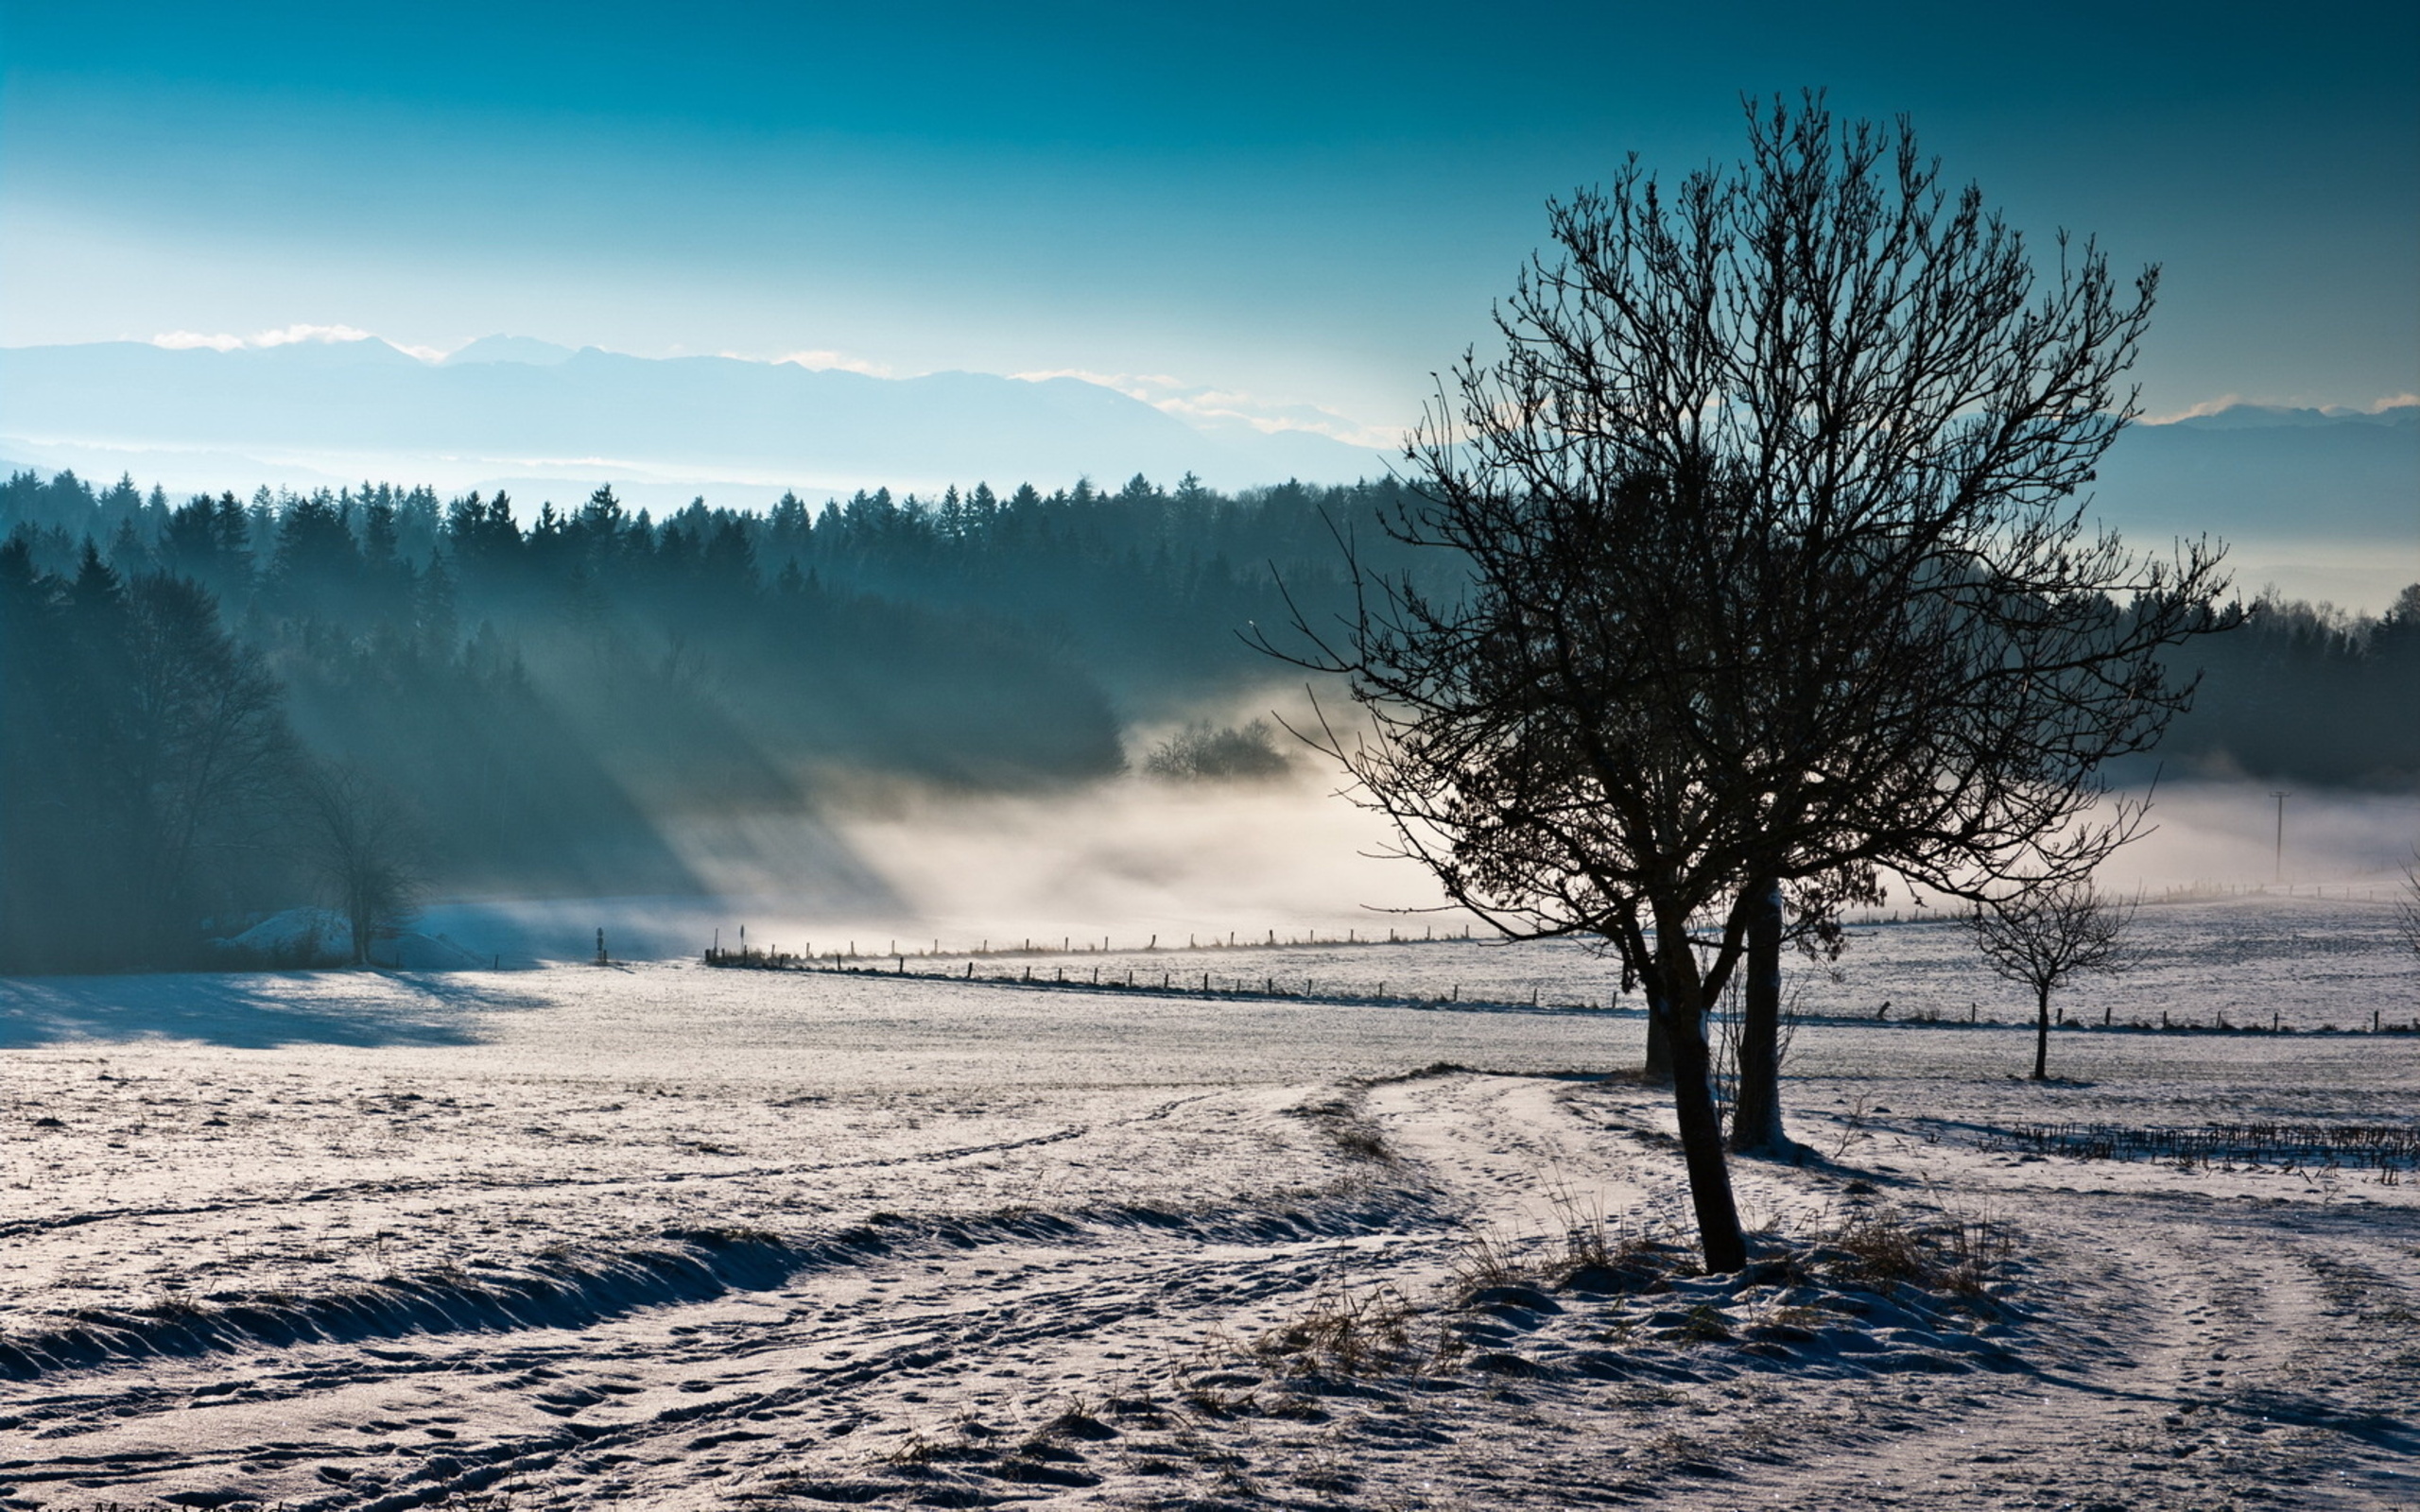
[300,762,427,968]
[1144,719,1291,782]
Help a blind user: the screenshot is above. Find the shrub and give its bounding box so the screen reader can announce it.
[1142,719,1290,782]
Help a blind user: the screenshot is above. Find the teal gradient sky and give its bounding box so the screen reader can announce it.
[5,0,2414,441]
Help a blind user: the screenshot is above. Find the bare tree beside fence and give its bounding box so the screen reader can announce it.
[1970,881,2135,1080]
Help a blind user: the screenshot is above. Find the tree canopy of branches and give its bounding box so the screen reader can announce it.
[1969,881,2134,1080]
[1144,719,1292,782]
[1278,97,2235,1270]
[301,763,427,968]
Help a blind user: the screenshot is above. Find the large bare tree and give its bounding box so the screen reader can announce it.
[1274,96,2232,1270]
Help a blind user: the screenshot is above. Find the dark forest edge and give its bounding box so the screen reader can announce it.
[3,467,2413,975]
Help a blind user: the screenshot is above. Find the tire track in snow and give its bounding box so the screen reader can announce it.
[0,1091,1233,1243]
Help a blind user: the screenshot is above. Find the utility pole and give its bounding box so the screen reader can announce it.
[2271,790,2290,883]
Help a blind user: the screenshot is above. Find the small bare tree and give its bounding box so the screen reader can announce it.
[2398,848,2420,959]
[301,763,425,968]
[1970,881,2135,1080]
[1144,719,1291,782]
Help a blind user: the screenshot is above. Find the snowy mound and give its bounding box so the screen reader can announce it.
[214,907,352,966]
[211,909,489,970]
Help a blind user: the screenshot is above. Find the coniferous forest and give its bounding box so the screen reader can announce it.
[3,466,2413,973]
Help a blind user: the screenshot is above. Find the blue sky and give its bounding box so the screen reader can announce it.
[4,0,2414,441]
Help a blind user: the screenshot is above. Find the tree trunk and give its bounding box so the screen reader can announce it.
[1728,877,1789,1154]
[1643,1009,1673,1085]
[1652,933,1748,1272]
[2032,984,2052,1080]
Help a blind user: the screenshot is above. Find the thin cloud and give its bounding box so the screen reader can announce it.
[251,323,374,347]
[2144,391,2420,424]
[127,332,1411,442]
[2142,393,2255,424]
[1011,369,1400,449]
[773,349,893,378]
[149,323,381,352]
[149,331,247,352]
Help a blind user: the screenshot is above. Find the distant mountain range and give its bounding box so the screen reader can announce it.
[0,336,2411,605]
[0,336,1388,501]
[2090,402,2415,542]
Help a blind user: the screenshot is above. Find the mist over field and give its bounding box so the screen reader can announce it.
[3,455,2412,973]
[392,765,2417,969]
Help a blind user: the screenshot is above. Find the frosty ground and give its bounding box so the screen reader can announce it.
[0,895,2413,1509]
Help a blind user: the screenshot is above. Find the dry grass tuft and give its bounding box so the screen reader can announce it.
[1250,1281,1428,1378]
[1450,1194,1672,1300]
[1033,1396,1117,1444]
[1819,1199,2010,1300]
[879,1431,943,1468]
[1827,1215,1934,1285]
[1287,1095,1394,1163]
[1448,1226,1534,1296]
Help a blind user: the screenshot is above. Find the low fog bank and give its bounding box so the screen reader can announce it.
[2103,782,2420,893]
[412,772,2420,965]
[421,730,1463,966]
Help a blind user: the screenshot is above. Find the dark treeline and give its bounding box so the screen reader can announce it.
[2141,584,2420,789]
[2,465,2411,972]
[0,468,1425,971]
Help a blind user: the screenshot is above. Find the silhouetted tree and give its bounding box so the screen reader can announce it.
[1144,719,1291,782]
[1970,880,2134,1079]
[2397,848,2420,960]
[1273,96,2231,1270]
[0,541,294,967]
[301,762,425,967]
[116,574,295,943]
[159,491,255,604]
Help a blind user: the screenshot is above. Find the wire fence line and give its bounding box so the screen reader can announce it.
[705,924,1482,963]
[696,944,2420,1035]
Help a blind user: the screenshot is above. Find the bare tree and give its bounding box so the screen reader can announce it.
[301,763,425,967]
[1270,96,2231,1270]
[1144,719,1292,782]
[2397,848,2420,959]
[1969,880,2135,1080]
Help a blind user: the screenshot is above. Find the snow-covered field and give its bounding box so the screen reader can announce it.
[1,894,2415,1509]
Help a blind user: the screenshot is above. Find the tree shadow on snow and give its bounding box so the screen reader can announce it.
[0,971,550,1050]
